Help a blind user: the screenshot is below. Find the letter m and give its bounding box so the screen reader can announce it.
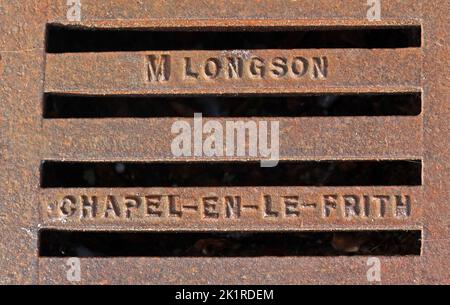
[147,55,170,82]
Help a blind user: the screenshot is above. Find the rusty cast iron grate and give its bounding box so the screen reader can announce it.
[0,0,448,284]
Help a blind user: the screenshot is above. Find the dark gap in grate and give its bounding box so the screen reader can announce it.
[40,160,422,188]
[38,230,422,257]
[43,93,422,118]
[46,25,421,53]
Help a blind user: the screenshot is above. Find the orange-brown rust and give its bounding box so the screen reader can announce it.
[0,0,448,284]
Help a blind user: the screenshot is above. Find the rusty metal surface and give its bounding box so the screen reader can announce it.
[0,0,449,284]
[41,187,423,231]
[45,50,421,94]
[43,117,422,161]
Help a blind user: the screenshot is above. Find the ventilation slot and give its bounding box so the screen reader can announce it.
[40,160,421,188]
[43,93,421,118]
[46,25,421,53]
[39,230,422,257]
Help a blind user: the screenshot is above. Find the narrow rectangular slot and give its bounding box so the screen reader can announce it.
[40,160,421,188]
[43,93,422,118]
[38,230,422,257]
[45,25,421,53]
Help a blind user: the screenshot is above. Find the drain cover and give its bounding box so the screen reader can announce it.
[0,0,448,284]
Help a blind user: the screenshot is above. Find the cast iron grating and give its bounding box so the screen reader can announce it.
[0,0,447,284]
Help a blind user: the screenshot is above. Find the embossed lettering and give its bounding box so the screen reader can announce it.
[147,54,170,82]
